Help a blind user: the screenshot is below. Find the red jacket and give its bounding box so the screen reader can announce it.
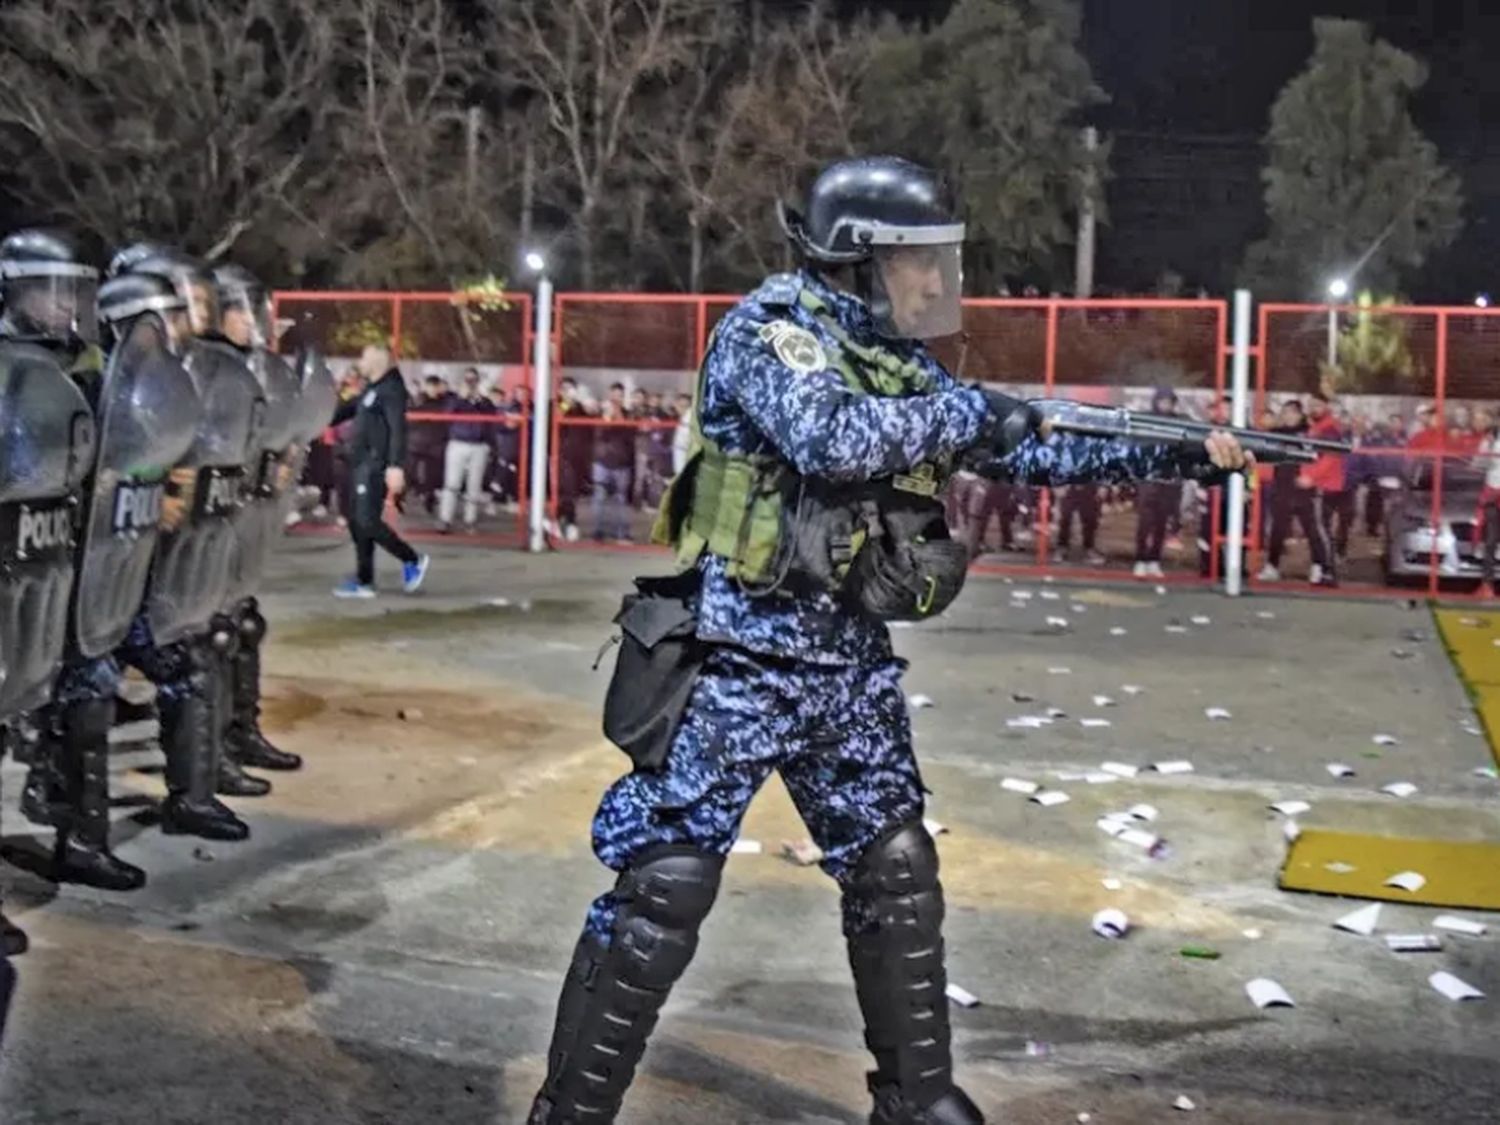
[1298,414,1346,492]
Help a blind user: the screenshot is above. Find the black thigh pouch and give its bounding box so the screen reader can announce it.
[601,570,708,772]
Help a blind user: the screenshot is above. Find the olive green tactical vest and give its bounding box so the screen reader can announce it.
[654,288,946,586]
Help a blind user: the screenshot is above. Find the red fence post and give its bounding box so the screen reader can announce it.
[1429,311,1449,598]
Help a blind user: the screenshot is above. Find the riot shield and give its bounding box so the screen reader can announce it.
[143,339,262,645]
[276,348,337,522]
[220,347,301,607]
[72,317,200,658]
[0,340,96,721]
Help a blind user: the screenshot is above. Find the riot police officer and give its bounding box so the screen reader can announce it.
[527,158,1250,1125]
[0,229,98,951]
[25,265,201,891]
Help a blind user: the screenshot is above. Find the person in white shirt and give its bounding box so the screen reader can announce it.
[671,392,694,476]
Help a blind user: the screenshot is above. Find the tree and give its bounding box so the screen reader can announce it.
[857,0,1105,294]
[1241,19,1463,300]
[0,0,338,275]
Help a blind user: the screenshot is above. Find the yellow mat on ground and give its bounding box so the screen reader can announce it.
[1280,828,1500,908]
[1433,607,1500,768]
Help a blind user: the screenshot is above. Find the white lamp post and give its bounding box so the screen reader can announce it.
[526,251,554,553]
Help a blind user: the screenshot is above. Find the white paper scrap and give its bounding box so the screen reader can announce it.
[1190,615,1211,626]
[1129,803,1159,822]
[1373,733,1400,746]
[1001,777,1040,795]
[1385,871,1427,892]
[1381,782,1419,799]
[1165,625,1189,634]
[1245,978,1295,1009]
[1243,928,1263,940]
[1053,770,1090,782]
[1155,584,1168,595]
[1102,878,1124,891]
[1269,800,1311,817]
[1205,707,1232,721]
[1282,820,1302,842]
[1071,603,1087,613]
[944,982,980,1008]
[1110,626,1128,637]
[1333,903,1381,936]
[1081,718,1113,729]
[1324,861,1357,875]
[1047,707,1069,719]
[1048,666,1073,675]
[1326,763,1356,779]
[908,693,936,710]
[1173,1096,1197,1112]
[1153,760,1195,775]
[1097,817,1128,837]
[1007,716,1049,729]
[1433,915,1488,937]
[1046,616,1071,629]
[1385,934,1443,953]
[923,817,949,837]
[1118,828,1161,851]
[1085,772,1120,784]
[1256,610,1276,620]
[1040,589,1060,600]
[1011,590,1034,601]
[731,839,763,855]
[1101,762,1139,778]
[1429,971,1485,1001]
[1032,790,1071,807]
[1091,908,1129,938]
[1092,694,1117,708]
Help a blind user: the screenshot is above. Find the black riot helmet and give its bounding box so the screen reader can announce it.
[0,228,100,348]
[212,263,273,350]
[99,271,192,355]
[108,243,220,339]
[778,156,965,341]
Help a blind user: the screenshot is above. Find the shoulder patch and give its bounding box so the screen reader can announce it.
[362,390,377,407]
[758,320,827,375]
[750,272,802,309]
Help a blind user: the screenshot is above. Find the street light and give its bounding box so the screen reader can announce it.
[1477,294,1491,309]
[525,249,554,552]
[525,250,546,274]
[1326,278,1350,366]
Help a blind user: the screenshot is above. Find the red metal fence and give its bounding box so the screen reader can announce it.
[277,288,1500,600]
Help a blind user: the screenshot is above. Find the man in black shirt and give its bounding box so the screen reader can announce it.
[330,345,430,597]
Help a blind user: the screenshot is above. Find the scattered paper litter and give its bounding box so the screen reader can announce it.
[1385,934,1443,953]
[1053,770,1090,782]
[731,839,763,855]
[1323,861,1358,875]
[1006,716,1048,730]
[1474,766,1499,779]
[1011,691,1036,703]
[908,693,936,710]
[1165,625,1189,634]
[1032,790,1071,807]
[923,817,949,837]
[1121,684,1145,696]
[1269,800,1311,817]
[1024,1040,1051,1058]
[1205,707,1232,721]
[1385,871,1427,892]
[1243,928,1263,940]
[781,839,825,866]
[1190,615,1211,626]
[1097,817,1128,838]
[1155,585,1168,595]
[1046,616,1071,629]
[1390,648,1414,659]
[1091,908,1129,939]
[1434,915,1487,936]
[1109,626,1128,637]
[944,982,980,1008]
[1381,782,1419,799]
[1011,590,1034,601]
[1153,760,1195,775]
[1085,772,1120,784]
[1326,763,1356,779]
[1101,877,1123,891]
[1048,666,1073,675]
[1046,706,1069,719]
[1101,762,1139,779]
[1071,603,1087,613]
[1128,804,1159,822]
[1001,777,1040,795]
[1429,971,1485,1001]
[1256,610,1276,620]
[1373,734,1400,746]
[487,597,511,607]
[1282,820,1302,842]
[397,708,424,721]
[1117,827,1162,852]
[1092,694,1117,708]
[1333,903,1381,936]
[1459,616,1482,627]
[1173,1095,1197,1112]
[1078,1113,1093,1123]
[1080,718,1112,729]
[1040,589,1061,600]
[1245,978,1295,1009]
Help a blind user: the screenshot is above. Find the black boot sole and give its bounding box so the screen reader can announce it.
[162,817,250,842]
[239,752,303,772]
[216,777,272,798]
[52,861,148,893]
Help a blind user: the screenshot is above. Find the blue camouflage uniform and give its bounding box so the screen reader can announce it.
[585,269,1191,941]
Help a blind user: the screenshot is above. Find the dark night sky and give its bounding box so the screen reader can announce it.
[841,0,1500,298]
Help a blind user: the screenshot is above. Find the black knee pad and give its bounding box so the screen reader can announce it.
[612,846,723,990]
[852,821,943,930]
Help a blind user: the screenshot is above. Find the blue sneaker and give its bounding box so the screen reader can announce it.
[332,578,376,599]
[402,554,431,594]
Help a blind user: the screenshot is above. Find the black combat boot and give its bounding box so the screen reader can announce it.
[51,698,147,892]
[225,601,300,772]
[847,822,984,1125]
[159,688,250,842]
[528,847,724,1124]
[19,715,66,829]
[0,911,26,958]
[206,616,272,798]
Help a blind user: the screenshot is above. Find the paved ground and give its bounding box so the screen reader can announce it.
[0,537,1497,1124]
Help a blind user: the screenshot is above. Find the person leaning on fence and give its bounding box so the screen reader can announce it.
[590,383,635,542]
[439,366,495,533]
[1132,387,1182,578]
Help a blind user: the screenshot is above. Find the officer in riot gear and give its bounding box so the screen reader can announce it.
[0,229,98,953]
[207,264,305,776]
[528,157,1251,1125]
[110,246,265,839]
[22,269,201,891]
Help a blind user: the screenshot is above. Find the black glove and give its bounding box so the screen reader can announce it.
[975,387,1043,457]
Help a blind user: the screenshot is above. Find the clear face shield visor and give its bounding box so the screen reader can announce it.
[1,264,100,345]
[219,281,272,349]
[864,231,964,341]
